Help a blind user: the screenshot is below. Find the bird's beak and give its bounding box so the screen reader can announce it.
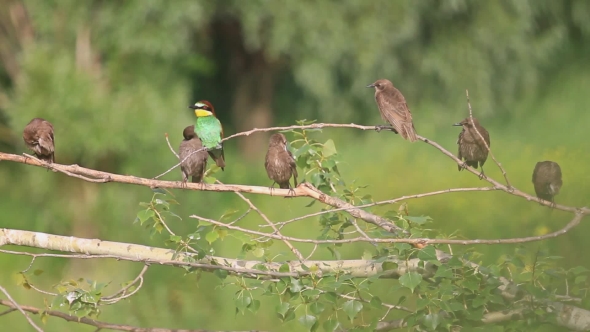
[194,109,213,117]
[366,83,375,88]
[188,105,198,109]
[452,123,462,126]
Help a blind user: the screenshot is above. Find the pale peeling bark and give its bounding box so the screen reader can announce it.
[0,228,432,279]
[2,228,590,330]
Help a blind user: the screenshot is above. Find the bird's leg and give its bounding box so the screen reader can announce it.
[460,162,468,170]
[180,179,187,189]
[374,125,398,133]
[269,182,276,196]
[285,185,296,199]
[478,168,486,180]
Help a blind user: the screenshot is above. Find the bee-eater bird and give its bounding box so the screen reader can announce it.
[179,125,209,184]
[367,79,418,142]
[23,118,55,163]
[453,117,490,179]
[188,100,225,170]
[265,133,298,191]
[532,161,562,205]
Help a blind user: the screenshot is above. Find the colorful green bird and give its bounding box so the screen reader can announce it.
[188,100,225,170]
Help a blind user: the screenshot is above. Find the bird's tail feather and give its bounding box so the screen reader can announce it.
[401,123,418,142]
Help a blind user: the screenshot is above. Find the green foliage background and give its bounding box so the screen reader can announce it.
[0,0,589,331]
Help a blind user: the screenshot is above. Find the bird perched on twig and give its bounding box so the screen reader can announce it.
[265,133,298,194]
[23,118,55,163]
[188,100,225,170]
[178,125,209,185]
[532,161,562,205]
[366,79,418,142]
[453,117,490,179]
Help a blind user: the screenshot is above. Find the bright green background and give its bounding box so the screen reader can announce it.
[1,1,589,331]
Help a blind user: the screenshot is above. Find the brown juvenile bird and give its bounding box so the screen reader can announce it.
[22,118,55,163]
[532,161,562,205]
[366,79,418,142]
[265,133,298,192]
[453,117,490,179]
[178,125,209,185]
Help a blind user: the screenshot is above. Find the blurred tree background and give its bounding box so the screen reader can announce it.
[0,0,589,331]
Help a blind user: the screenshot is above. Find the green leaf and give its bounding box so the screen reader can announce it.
[214,269,228,280]
[434,265,453,279]
[399,272,422,293]
[235,295,252,313]
[154,198,170,210]
[370,296,382,309]
[252,247,265,258]
[382,262,398,271]
[151,187,167,194]
[136,209,155,224]
[417,245,437,262]
[423,313,441,330]
[323,319,339,332]
[276,303,295,322]
[342,300,363,321]
[322,139,337,157]
[168,235,182,243]
[290,278,303,293]
[309,302,325,315]
[249,299,260,313]
[33,269,44,276]
[299,314,317,330]
[472,295,487,308]
[405,215,432,225]
[205,231,219,244]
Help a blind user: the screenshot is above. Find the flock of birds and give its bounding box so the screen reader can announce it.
[20,79,563,204]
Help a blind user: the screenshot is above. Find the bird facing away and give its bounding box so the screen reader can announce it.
[366,79,418,142]
[23,118,55,163]
[179,125,209,185]
[532,161,562,204]
[453,117,490,179]
[188,100,225,170]
[265,133,298,191]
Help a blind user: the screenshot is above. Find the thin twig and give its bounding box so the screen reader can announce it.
[465,89,512,188]
[0,299,250,332]
[220,180,305,261]
[192,212,586,245]
[0,285,43,332]
[164,133,180,159]
[102,264,149,303]
[265,187,497,229]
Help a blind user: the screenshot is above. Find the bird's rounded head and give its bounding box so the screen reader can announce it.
[366,79,394,91]
[182,125,197,140]
[453,117,480,127]
[188,100,216,117]
[269,133,287,147]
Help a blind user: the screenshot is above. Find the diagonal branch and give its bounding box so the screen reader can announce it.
[0,152,407,235]
[465,89,512,188]
[0,299,257,332]
[0,285,43,332]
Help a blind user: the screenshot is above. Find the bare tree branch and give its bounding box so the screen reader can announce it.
[0,229,438,279]
[0,299,262,332]
[465,89,512,188]
[0,285,43,332]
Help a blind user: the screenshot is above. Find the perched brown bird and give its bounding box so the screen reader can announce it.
[367,79,418,142]
[22,118,55,163]
[265,133,298,192]
[453,117,490,179]
[532,161,562,204]
[179,125,209,185]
